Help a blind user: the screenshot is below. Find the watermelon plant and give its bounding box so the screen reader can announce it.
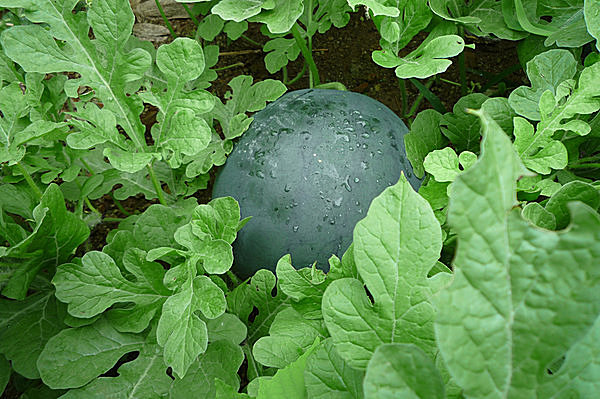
[0,0,599,398]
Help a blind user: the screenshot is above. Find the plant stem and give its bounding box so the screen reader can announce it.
[458,26,467,96]
[214,62,244,71]
[103,217,127,223]
[227,270,242,286]
[241,34,262,48]
[147,163,168,206]
[439,77,461,87]
[409,78,446,114]
[284,63,307,86]
[182,4,199,26]
[16,162,42,200]
[84,197,100,214]
[568,163,600,169]
[291,23,320,88]
[154,0,177,39]
[110,193,132,216]
[398,79,408,118]
[406,78,435,118]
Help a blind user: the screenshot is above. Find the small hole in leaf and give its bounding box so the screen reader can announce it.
[546,355,565,375]
[166,367,175,380]
[100,351,139,377]
[364,286,374,305]
[248,306,259,323]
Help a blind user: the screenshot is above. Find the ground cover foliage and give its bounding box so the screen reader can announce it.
[0,0,599,397]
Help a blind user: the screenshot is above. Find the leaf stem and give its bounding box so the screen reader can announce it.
[291,23,320,87]
[398,79,408,118]
[227,270,242,286]
[284,63,307,86]
[84,197,100,214]
[406,78,435,118]
[147,163,168,206]
[214,62,244,71]
[110,193,132,216]
[103,217,127,223]
[182,4,199,26]
[154,0,177,39]
[241,34,262,48]
[16,162,42,200]
[568,163,600,169]
[458,26,467,96]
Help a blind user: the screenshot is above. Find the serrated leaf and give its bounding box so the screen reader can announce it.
[440,93,488,153]
[53,249,169,318]
[323,174,448,369]
[435,109,600,398]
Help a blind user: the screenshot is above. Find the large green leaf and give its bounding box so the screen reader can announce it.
[304,338,364,399]
[435,109,600,398]
[363,344,444,399]
[323,173,451,369]
[0,291,67,379]
[60,335,172,398]
[586,0,600,51]
[1,184,89,299]
[38,319,144,389]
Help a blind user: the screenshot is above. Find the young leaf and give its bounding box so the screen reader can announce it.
[249,0,304,34]
[157,273,226,378]
[304,338,365,399]
[363,344,445,399]
[404,109,447,179]
[435,109,600,398]
[38,318,145,389]
[544,181,600,229]
[322,173,448,369]
[53,249,170,318]
[423,147,477,183]
[141,37,213,168]
[439,93,488,153]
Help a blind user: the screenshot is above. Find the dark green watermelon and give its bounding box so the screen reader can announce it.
[212,89,419,279]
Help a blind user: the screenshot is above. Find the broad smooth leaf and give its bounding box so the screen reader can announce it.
[169,340,244,398]
[0,291,67,379]
[435,109,600,398]
[586,0,600,51]
[60,335,172,398]
[304,338,364,399]
[363,343,445,399]
[323,173,450,369]
[38,319,144,389]
[404,109,447,179]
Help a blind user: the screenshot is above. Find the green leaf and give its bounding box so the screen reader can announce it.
[253,307,326,368]
[0,292,67,379]
[53,249,169,318]
[169,340,244,398]
[423,147,477,183]
[0,0,151,165]
[521,202,557,230]
[1,184,89,299]
[429,0,527,40]
[250,0,304,34]
[38,319,144,389]
[228,269,290,345]
[256,339,320,399]
[440,93,488,153]
[545,181,600,229]
[323,174,446,369]
[379,34,466,79]
[212,0,265,22]
[435,109,600,398]
[0,354,9,395]
[508,49,578,121]
[513,117,568,174]
[157,274,225,378]
[346,0,400,16]
[212,75,287,139]
[404,109,447,179]
[363,343,445,399]
[144,38,213,168]
[304,338,364,399]
[60,335,172,398]
[263,38,300,74]
[206,313,247,344]
[586,0,600,51]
